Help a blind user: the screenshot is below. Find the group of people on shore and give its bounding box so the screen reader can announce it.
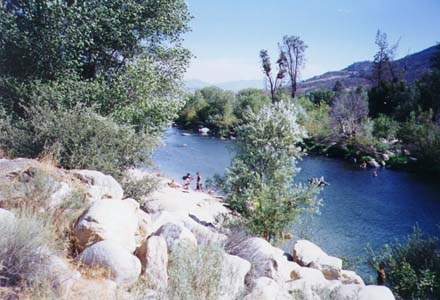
[167,172,203,191]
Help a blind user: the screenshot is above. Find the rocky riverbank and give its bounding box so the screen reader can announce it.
[0,158,395,299]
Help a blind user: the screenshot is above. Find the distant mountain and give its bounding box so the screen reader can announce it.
[185,79,263,92]
[298,45,439,94]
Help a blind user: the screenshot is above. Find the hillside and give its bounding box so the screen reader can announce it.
[186,45,438,94]
[298,45,438,93]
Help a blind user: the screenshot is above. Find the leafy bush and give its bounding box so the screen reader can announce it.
[373,114,400,140]
[121,175,160,206]
[222,101,323,241]
[0,104,155,178]
[298,96,332,142]
[177,87,237,136]
[233,88,271,123]
[167,243,223,300]
[369,227,440,299]
[398,111,440,172]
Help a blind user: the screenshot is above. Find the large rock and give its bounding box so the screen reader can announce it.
[71,170,123,202]
[219,254,251,300]
[182,216,227,246]
[331,284,362,300]
[358,285,395,300]
[74,198,140,251]
[135,235,168,290]
[243,277,291,300]
[154,222,197,251]
[340,270,365,285]
[293,240,342,279]
[46,255,82,297]
[78,240,141,286]
[0,208,15,223]
[228,237,292,287]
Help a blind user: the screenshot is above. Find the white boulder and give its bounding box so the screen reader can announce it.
[0,208,15,223]
[358,285,395,300]
[293,240,342,279]
[74,198,140,252]
[154,222,197,251]
[229,237,292,287]
[78,240,141,286]
[219,254,251,300]
[71,170,123,202]
[135,235,168,290]
[244,277,291,300]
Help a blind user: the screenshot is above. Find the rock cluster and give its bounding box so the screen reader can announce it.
[0,158,395,299]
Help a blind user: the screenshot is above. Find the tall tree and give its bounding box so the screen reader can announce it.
[221,101,322,241]
[260,50,287,103]
[372,30,399,85]
[279,35,307,98]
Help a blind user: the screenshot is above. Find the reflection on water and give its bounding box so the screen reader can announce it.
[153,127,440,278]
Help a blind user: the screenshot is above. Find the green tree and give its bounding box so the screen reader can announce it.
[416,44,440,121]
[222,101,322,241]
[0,0,190,81]
[279,35,307,98]
[234,88,271,123]
[177,87,237,136]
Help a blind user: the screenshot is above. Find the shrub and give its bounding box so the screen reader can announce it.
[398,110,440,172]
[167,243,223,300]
[121,175,160,206]
[369,227,440,299]
[373,114,400,140]
[298,96,332,142]
[0,104,156,178]
[0,210,57,288]
[331,90,369,139]
[222,101,323,242]
[177,87,237,136]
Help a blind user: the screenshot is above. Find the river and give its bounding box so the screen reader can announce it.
[152,127,440,279]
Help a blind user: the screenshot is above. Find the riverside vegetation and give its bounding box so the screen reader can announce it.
[0,1,438,299]
[177,36,440,175]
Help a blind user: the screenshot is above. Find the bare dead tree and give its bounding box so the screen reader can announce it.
[279,35,307,99]
[260,49,287,103]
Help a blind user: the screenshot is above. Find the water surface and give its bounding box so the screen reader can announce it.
[153,127,440,278]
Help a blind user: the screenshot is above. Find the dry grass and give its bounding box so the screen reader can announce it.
[0,210,57,289]
[167,243,224,300]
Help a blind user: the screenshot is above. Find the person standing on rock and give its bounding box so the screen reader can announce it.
[195,172,203,191]
[182,173,192,190]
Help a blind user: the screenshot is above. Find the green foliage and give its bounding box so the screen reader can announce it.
[0,104,155,179]
[177,87,237,136]
[0,0,191,177]
[234,88,271,123]
[373,114,400,140]
[307,90,336,105]
[121,175,160,206]
[0,0,190,81]
[298,96,332,142]
[369,227,440,299]
[222,101,322,241]
[368,81,413,118]
[398,111,440,172]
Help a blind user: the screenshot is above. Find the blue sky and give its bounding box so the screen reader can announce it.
[184,0,440,83]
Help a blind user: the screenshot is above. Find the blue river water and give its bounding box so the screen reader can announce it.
[153,127,440,279]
